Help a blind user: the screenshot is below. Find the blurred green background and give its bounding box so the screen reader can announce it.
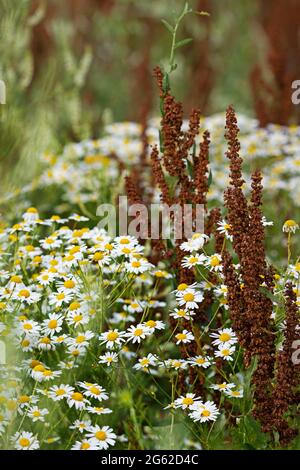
[0,0,298,196]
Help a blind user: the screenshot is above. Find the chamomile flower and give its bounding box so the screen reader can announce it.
[37,336,55,351]
[86,406,112,415]
[174,393,202,410]
[18,319,41,337]
[12,431,40,450]
[71,439,98,450]
[41,313,64,336]
[66,310,89,327]
[177,289,204,310]
[100,329,126,349]
[125,257,153,274]
[189,401,219,423]
[86,425,117,450]
[13,287,41,304]
[173,282,198,295]
[124,300,144,314]
[37,271,57,286]
[214,345,236,361]
[175,329,195,345]
[65,331,94,348]
[180,233,209,252]
[31,366,61,382]
[182,254,205,269]
[49,291,72,308]
[22,207,39,223]
[225,389,244,398]
[210,382,236,392]
[49,384,74,401]
[70,419,91,433]
[114,235,138,248]
[40,236,62,250]
[67,391,89,410]
[57,277,79,294]
[69,214,89,222]
[125,324,151,344]
[217,220,233,241]
[99,351,118,366]
[19,336,38,352]
[170,308,196,320]
[282,219,299,233]
[206,254,223,272]
[214,284,228,297]
[27,406,49,422]
[133,353,158,371]
[210,328,238,347]
[152,269,172,279]
[17,394,39,409]
[189,355,213,368]
[110,311,135,324]
[78,382,108,401]
[142,319,165,333]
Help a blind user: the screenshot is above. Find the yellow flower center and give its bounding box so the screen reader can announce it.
[73,314,83,323]
[64,280,75,289]
[107,332,119,341]
[81,442,90,450]
[140,359,150,366]
[71,392,83,402]
[40,337,51,344]
[48,319,57,329]
[201,409,211,417]
[18,289,30,298]
[182,397,194,406]
[93,252,104,261]
[219,333,231,342]
[176,333,186,341]
[177,309,186,317]
[183,293,194,302]
[27,207,37,213]
[196,358,205,364]
[76,335,85,344]
[146,320,156,328]
[19,395,30,403]
[33,365,45,372]
[134,328,143,336]
[131,261,141,268]
[177,283,188,291]
[210,256,220,267]
[95,431,107,441]
[69,301,80,310]
[19,438,30,447]
[284,219,297,227]
[69,246,80,254]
